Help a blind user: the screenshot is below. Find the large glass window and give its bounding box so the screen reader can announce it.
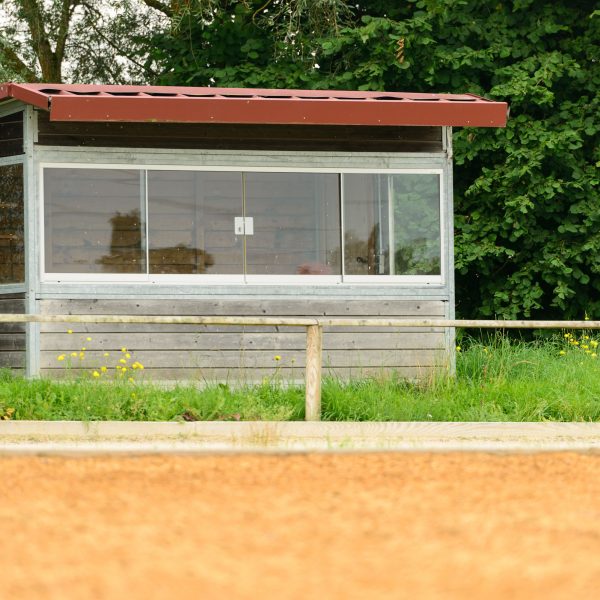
[343,173,440,276]
[42,167,442,282]
[0,164,25,283]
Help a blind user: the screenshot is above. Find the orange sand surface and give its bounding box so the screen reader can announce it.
[1,452,599,600]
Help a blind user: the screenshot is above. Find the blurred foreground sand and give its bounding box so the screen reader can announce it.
[1,452,599,599]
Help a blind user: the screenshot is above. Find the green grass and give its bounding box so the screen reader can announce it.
[1,334,599,422]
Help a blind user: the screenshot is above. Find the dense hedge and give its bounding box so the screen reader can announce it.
[149,0,599,319]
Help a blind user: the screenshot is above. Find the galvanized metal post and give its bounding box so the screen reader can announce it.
[305,324,323,421]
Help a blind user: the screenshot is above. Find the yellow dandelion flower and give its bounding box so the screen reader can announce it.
[128,377,134,383]
[582,345,589,350]
[115,365,122,371]
[125,353,131,359]
[119,358,127,364]
[592,353,597,359]
[559,350,566,356]
[121,347,127,353]
[71,352,77,357]
[274,355,281,361]
[100,366,107,373]
[137,363,144,370]
[591,340,598,348]
[584,335,590,340]
[121,367,128,372]
[103,352,110,357]
[57,354,65,361]
[564,333,571,338]
[81,347,86,351]
[79,352,85,359]
[67,329,73,334]
[92,371,100,378]
[456,346,461,352]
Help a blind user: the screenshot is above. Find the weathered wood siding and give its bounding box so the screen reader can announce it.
[39,298,448,381]
[36,112,443,153]
[0,294,26,370]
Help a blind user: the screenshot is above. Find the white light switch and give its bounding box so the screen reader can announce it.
[234,216,244,235]
[234,216,254,235]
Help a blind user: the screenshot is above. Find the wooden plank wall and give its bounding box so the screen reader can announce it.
[36,112,443,153]
[39,298,448,381]
[0,294,26,370]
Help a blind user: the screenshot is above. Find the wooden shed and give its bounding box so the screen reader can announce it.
[0,83,507,381]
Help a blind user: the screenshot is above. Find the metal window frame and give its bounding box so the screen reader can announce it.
[38,160,446,287]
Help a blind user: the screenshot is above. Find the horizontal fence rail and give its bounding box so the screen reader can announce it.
[1,315,600,328]
[1,314,600,421]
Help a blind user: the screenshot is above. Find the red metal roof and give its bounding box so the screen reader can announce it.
[0,82,507,127]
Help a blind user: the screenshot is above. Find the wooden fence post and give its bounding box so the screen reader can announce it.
[305,324,323,421]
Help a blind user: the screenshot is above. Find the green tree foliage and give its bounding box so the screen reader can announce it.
[0,0,168,83]
[148,0,600,319]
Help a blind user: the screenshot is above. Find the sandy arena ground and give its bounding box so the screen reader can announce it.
[1,452,599,600]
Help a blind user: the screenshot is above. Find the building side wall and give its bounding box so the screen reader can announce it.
[0,102,27,372]
[0,294,26,370]
[0,106,24,157]
[38,298,448,381]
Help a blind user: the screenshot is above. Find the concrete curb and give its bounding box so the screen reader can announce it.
[1,421,600,454]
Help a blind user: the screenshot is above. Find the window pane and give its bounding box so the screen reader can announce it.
[343,174,440,276]
[343,174,390,275]
[392,174,441,275]
[0,112,23,157]
[244,172,341,275]
[148,171,242,274]
[44,169,144,274]
[0,164,25,283]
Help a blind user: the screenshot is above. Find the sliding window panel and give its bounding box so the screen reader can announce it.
[392,174,441,276]
[0,164,25,283]
[343,173,441,276]
[147,171,243,275]
[343,174,390,275]
[44,168,145,274]
[244,172,341,276]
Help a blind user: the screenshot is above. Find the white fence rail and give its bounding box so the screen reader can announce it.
[1,314,600,421]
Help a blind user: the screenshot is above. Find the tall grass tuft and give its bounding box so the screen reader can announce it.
[1,333,599,421]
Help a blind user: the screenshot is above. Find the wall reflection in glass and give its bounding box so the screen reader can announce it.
[44,168,145,274]
[245,172,341,276]
[148,171,240,274]
[43,168,440,278]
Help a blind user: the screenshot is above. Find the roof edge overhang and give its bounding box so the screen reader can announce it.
[0,83,508,128]
[0,83,51,110]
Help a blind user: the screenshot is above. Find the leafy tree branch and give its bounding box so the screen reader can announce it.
[140,0,172,17]
[0,36,39,81]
